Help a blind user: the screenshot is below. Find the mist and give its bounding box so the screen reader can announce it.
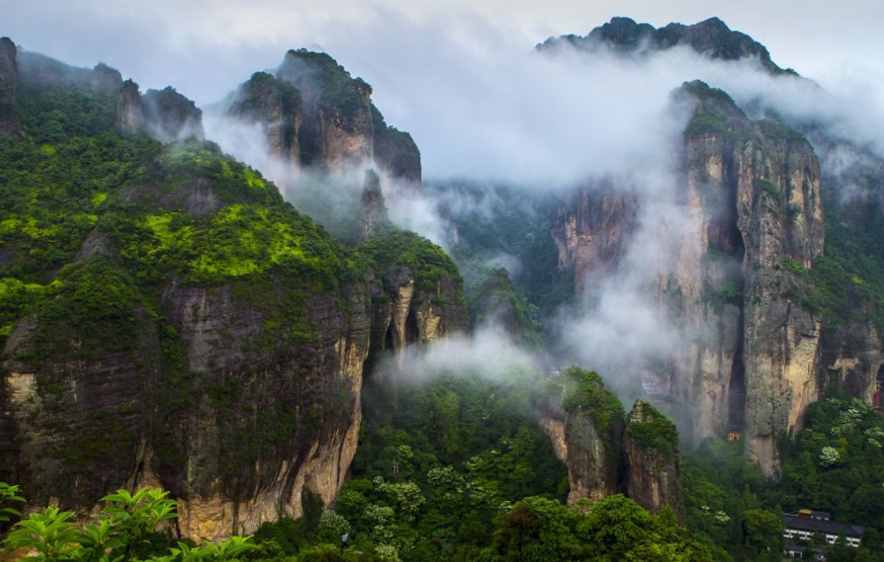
[192,14,884,410]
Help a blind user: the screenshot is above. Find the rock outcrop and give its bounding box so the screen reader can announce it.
[0,37,19,135]
[358,170,388,240]
[539,369,624,504]
[226,50,421,183]
[551,185,638,293]
[623,400,681,516]
[226,72,302,165]
[540,371,683,514]
[142,87,204,142]
[678,82,824,474]
[116,79,144,134]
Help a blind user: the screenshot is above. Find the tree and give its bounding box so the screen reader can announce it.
[3,506,79,561]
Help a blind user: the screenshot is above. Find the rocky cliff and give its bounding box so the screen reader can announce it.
[227,50,421,183]
[142,87,205,142]
[545,18,829,475]
[540,370,682,514]
[623,400,681,516]
[0,46,465,541]
[0,37,19,136]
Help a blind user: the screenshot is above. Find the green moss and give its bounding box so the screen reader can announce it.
[757,178,781,200]
[356,229,462,295]
[625,402,678,459]
[284,49,370,124]
[561,368,625,434]
[31,258,142,361]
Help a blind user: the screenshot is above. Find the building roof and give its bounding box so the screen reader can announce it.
[784,514,865,538]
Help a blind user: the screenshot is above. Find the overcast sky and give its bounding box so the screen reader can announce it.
[5,0,883,104]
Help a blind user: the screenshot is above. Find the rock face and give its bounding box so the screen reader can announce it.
[116,79,144,134]
[551,185,638,293]
[142,87,204,142]
[227,50,421,183]
[1,206,465,543]
[226,72,302,165]
[539,16,796,76]
[358,170,388,240]
[623,401,681,516]
[550,82,825,474]
[0,37,19,135]
[539,369,624,504]
[116,83,204,142]
[539,372,682,514]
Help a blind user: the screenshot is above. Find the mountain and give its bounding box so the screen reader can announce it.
[225,49,421,184]
[525,17,884,477]
[0,38,465,540]
[538,16,797,76]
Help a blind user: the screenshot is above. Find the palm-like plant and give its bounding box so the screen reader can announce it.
[96,488,177,559]
[3,506,80,561]
[167,536,256,562]
[0,482,25,525]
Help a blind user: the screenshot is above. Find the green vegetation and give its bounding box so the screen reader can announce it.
[682,397,884,561]
[560,367,625,435]
[793,186,884,331]
[283,49,370,124]
[626,401,679,459]
[756,179,780,200]
[467,267,542,346]
[0,486,259,561]
[487,494,711,561]
[356,229,462,294]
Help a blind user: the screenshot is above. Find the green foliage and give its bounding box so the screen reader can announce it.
[626,402,679,459]
[341,370,568,561]
[487,494,712,561]
[682,398,884,561]
[756,179,780,201]
[0,483,24,525]
[3,506,80,561]
[356,229,461,294]
[284,50,369,124]
[560,367,625,434]
[797,188,884,331]
[467,268,542,347]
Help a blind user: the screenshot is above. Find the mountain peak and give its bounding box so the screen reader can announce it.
[539,16,798,76]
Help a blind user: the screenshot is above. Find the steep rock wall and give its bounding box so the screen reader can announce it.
[549,82,825,474]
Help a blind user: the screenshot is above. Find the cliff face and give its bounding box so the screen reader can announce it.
[141,87,205,142]
[226,72,302,166]
[227,50,421,184]
[551,185,638,294]
[550,82,825,474]
[539,371,682,514]
[623,400,681,516]
[0,37,18,135]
